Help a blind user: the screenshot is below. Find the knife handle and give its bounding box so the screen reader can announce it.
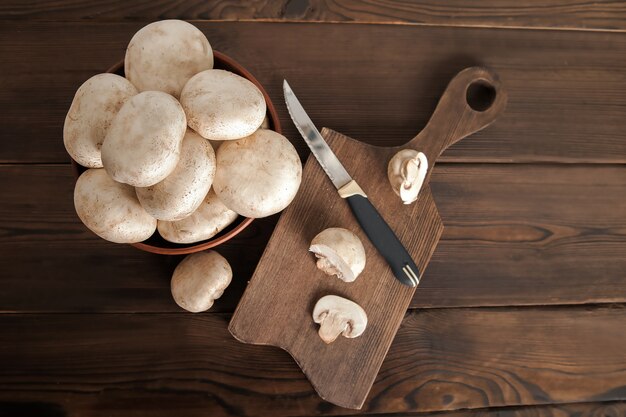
[344,192,420,288]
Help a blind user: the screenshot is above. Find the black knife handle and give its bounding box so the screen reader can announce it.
[345,194,420,287]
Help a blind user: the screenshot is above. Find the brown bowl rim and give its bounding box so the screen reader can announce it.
[72,50,281,255]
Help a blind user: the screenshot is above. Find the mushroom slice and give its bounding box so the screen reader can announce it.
[309,228,365,282]
[312,295,367,344]
[387,150,428,205]
[171,251,232,313]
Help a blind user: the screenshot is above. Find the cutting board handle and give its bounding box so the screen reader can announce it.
[407,66,507,159]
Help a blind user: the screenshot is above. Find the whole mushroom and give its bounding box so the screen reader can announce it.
[181,69,266,141]
[64,73,137,168]
[309,228,366,282]
[136,130,216,221]
[213,129,302,218]
[157,190,238,244]
[74,169,156,243]
[312,295,368,344]
[387,149,428,205]
[171,251,232,313]
[101,91,187,187]
[125,20,213,98]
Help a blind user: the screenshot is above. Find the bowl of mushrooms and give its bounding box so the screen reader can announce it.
[65,20,302,255]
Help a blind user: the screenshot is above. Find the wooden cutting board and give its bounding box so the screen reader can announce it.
[229,67,507,409]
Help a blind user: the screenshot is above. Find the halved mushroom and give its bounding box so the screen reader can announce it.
[171,250,232,313]
[64,73,138,168]
[309,228,365,282]
[312,295,367,344]
[101,91,187,187]
[125,20,214,98]
[74,169,156,243]
[213,129,302,218]
[181,69,266,141]
[157,190,238,244]
[136,129,216,221]
[387,150,428,205]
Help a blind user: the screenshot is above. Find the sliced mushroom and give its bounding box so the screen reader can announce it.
[171,251,232,313]
[101,91,187,187]
[74,169,156,243]
[157,190,238,244]
[387,150,428,205]
[63,73,138,168]
[213,129,302,218]
[181,69,266,141]
[136,129,216,221]
[312,295,367,344]
[125,20,213,98]
[309,228,365,282]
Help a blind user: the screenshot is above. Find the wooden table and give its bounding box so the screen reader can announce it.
[1,1,626,416]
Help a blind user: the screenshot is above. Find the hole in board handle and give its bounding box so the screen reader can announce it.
[466,80,496,112]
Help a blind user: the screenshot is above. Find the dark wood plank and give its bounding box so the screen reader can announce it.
[3,21,626,164]
[1,0,626,31]
[1,307,625,416]
[359,401,626,417]
[1,163,624,313]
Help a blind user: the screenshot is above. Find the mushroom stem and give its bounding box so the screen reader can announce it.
[388,150,428,205]
[317,312,350,344]
[315,256,343,279]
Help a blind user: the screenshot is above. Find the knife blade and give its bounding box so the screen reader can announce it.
[283,80,420,287]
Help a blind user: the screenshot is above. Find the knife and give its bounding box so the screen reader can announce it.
[283,80,420,287]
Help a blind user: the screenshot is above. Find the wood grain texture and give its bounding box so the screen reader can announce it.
[363,401,626,417]
[1,307,625,416]
[4,21,626,164]
[230,66,506,409]
[1,163,624,313]
[2,0,626,31]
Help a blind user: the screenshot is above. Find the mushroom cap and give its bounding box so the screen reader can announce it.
[64,73,138,168]
[157,189,239,244]
[312,295,367,344]
[101,91,187,187]
[387,149,428,205]
[125,20,213,98]
[309,228,366,282]
[74,169,156,243]
[180,69,266,141]
[171,251,232,313]
[213,129,302,218]
[136,129,216,221]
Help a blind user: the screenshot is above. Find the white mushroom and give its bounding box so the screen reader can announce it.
[101,91,187,187]
[136,130,216,221]
[312,295,367,344]
[213,129,302,218]
[181,69,266,141]
[171,251,232,313]
[157,190,239,244]
[125,20,213,98]
[74,169,156,243]
[260,115,270,129]
[63,73,137,168]
[387,150,428,205]
[309,228,365,282]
